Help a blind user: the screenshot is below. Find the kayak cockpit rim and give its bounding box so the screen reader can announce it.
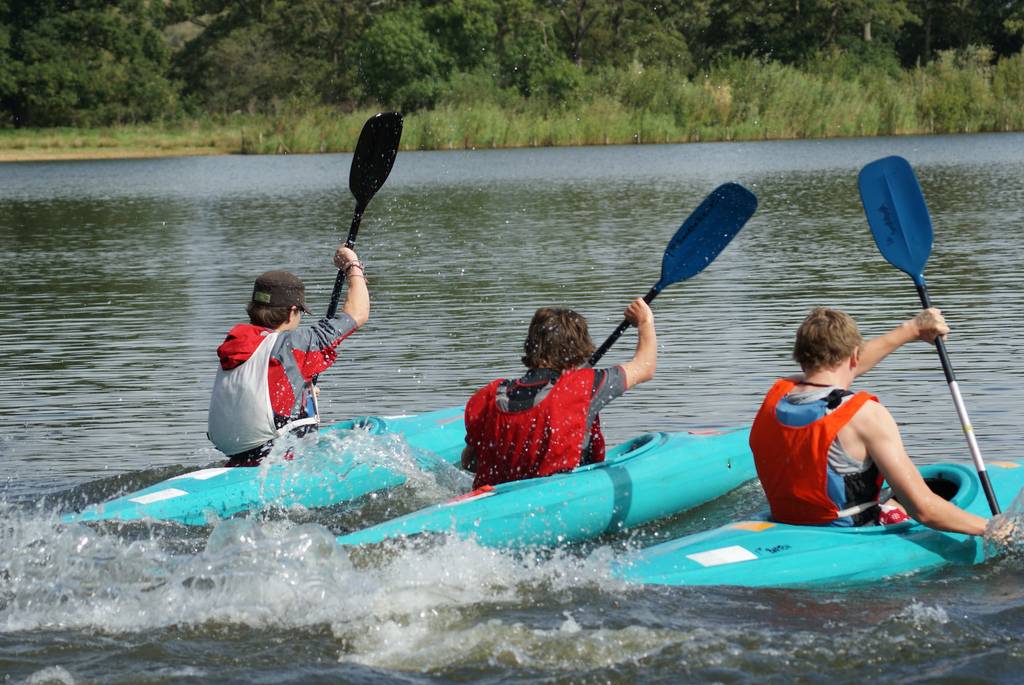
[580,431,668,470]
[322,415,387,433]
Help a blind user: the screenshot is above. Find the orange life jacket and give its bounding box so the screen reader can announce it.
[749,378,880,525]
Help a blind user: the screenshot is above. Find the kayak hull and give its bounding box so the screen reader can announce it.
[336,427,756,548]
[63,406,467,526]
[614,460,1023,587]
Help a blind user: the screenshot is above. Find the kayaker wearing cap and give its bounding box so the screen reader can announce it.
[461,299,656,488]
[750,307,987,535]
[207,245,368,466]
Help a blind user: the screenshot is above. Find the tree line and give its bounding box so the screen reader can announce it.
[1,0,1022,129]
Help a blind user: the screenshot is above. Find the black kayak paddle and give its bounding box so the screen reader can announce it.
[325,111,404,319]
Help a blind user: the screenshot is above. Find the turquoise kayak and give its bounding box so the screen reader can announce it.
[614,460,1024,587]
[63,406,467,526]
[336,427,756,548]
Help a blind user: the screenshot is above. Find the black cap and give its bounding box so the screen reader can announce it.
[251,271,312,314]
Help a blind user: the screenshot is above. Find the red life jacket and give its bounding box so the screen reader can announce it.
[749,378,879,525]
[464,368,606,488]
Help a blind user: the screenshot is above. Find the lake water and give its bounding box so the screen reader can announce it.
[1,133,1023,683]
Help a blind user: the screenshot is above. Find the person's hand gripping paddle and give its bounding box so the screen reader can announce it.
[325,111,404,319]
[858,155,1000,515]
[588,183,758,366]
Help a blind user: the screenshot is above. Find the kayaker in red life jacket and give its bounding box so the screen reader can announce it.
[206,245,369,466]
[461,299,656,488]
[749,307,987,535]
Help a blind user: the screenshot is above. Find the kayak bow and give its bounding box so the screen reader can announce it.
[63,406,466,526]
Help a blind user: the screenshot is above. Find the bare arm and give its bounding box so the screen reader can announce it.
[619,298,656,390]
[854,402,987,535]
[854,308,948,378]
[334,246,369,327]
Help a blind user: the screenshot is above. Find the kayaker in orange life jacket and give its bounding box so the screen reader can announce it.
[207,245,369,466]
[750,306,987,535]
[462,298,657,488]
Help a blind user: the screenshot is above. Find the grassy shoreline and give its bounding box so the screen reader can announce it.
[2,112,1022,163]
[0,122,240,162]
[4,52,1023,162]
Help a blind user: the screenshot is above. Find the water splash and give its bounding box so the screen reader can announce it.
[343,609,683,672]
[23,666,76,685]
[895,601,950,627]
[0,503,621,639]
[251,427,470,520]
[984,488,1024,559]
[3,497,1020,678]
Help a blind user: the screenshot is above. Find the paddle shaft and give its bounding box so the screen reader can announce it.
[588,285,659,367]
[914,280,1001,515]
[325,202,366,320]
[314,202,364,393]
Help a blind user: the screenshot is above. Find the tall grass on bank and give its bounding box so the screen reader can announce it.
[247,48,1024,152]
[0,118,245,159]
[3,49,1023,160]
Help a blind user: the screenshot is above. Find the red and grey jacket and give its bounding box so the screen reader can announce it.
[464,367,606,488]
[749,378,882,525]
[207,314,357,457]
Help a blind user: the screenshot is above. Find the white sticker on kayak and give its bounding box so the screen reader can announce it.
[130,488,188,505]
[170,468,229,481]
[687,545,758,567]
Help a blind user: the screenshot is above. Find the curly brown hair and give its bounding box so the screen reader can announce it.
[792,307,864,372]
[521,307,595,371]
[246,301,293,329]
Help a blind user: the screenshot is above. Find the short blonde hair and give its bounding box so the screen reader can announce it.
[792,307,864,372]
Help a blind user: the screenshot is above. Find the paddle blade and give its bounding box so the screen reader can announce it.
[349,112,404,206]
[657,182,757,290]
[858,155,933,282]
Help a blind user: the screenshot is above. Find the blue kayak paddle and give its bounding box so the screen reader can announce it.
[325,111,404,319]
[589,182,758,365]
[858,155,1000,515]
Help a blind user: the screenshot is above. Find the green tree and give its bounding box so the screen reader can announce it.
[811,0,912,47]
[172,0,374,113]
[424,0,500,72]
[701,0,800,63]
[1009,2,1024,41]
[901,0,980,63]
[547,0,604,66]
[968,0,1023,56]
[701,0,910,66]
[358,5,451,110]
[266,0,372,106]
[581,0,710,71]
[1,0,177,127]
[483,0,579,100]
[0,1,16,121]
[177,23,296,113]
[900,1,1024,65]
